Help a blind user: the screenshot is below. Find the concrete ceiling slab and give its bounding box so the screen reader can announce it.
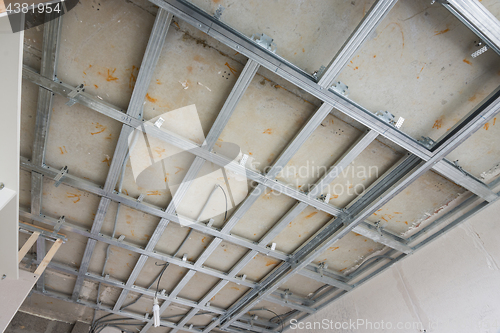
[366,170,465,236]
[336,0,500,141]
[16,0,500,330]
[186,0,377,74]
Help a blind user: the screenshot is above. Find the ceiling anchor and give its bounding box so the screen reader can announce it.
[472,40,488,58]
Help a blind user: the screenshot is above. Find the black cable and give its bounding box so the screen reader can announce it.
[154,262,169,298]
[249,308,284,333]
[216,184,228,222]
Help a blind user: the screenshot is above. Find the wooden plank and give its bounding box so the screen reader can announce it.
[34,239,63,276]
[18,232,40,264]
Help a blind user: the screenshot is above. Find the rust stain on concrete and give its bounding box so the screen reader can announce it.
[91,122,107,135]
[66,193,81,203]
[146,93,157,103]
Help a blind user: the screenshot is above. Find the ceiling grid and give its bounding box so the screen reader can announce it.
[16,0,500,332]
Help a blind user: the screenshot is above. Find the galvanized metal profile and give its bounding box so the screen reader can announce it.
[265,103,334,179]
[217,87,500,330]
[21,67,498,330]
[317,0,399,88]
[204,59,260,149]
[128,9,173,118]
[255,130,380,249]
[139,270,197,332]
[21,252,305,330]
[227,322,276,333]
[71,198,111,301]
[112,59,260,312]
[307,130,379,198]
[351,224,412,254]
[220,184,266,233]
[112,255,148,311]
[30,11,62,216]
[432,158,497,202]
[263,295,316,314]
[442,0,500,55]
[36,238,45,291]
[70,9,174,301]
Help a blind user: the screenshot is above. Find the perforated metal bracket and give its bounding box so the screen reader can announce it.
[472,41,488,58]
[240,154,249,167]
[318,262,328,277]
[137,193,145,202]
[319,193,331,203]
[66,84,85,106]
[453,160,468,176]
[54,166,68,187]
[52,216,65,236]
[418,136,435,149]
[281,289,292,302]
[251,33,277,53]
[154,117,164,128]
[313,65,326,81]
[330,81,349,97]
[374,221,384,237]
[375,110,404,129]
[375,110,395,124]
[214,5,225,20]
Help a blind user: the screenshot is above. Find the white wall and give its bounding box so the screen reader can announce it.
[287,199,500,333]
[0,11,23,281]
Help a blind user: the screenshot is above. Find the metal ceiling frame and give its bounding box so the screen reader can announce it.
[111,58,261,318]
[19,0,500,332]
[442,0,500,55]
[71,8,174,302]
[217,88,500,330]
[30,8,62,294]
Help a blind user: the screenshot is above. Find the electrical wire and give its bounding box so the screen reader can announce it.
[249,308,284,333]
[347,255,394,275]
[216,184,228,222]
[94,169,229,328]
[152,184,228,299]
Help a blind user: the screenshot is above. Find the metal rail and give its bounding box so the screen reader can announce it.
[318,0,399,87]
[71,9,174,301]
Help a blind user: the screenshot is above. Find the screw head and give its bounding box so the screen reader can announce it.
[0,183,4,190]
[1,274,6,280]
